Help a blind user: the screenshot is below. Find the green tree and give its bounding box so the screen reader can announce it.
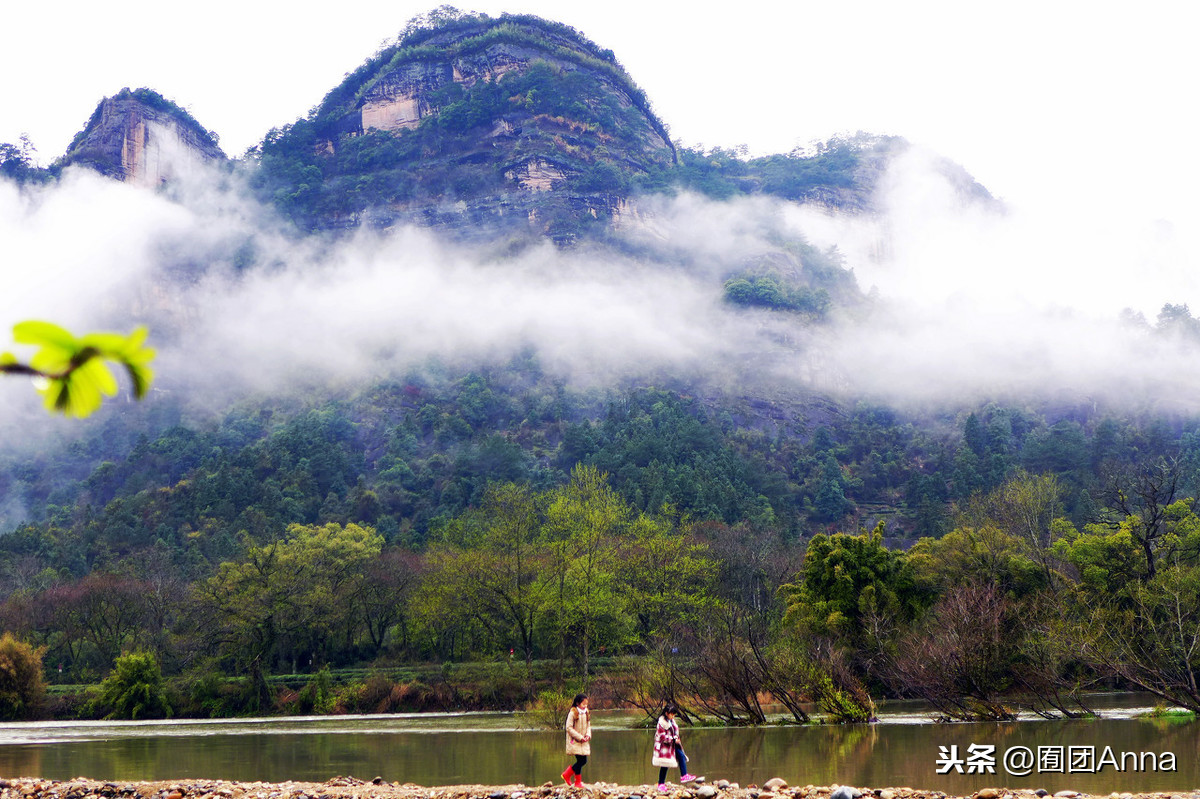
[952,470,1066,590]
[426,483,550,682]
[542,464,634,679]
[620,511,718,641]
[0,633,46,720]
[192,538,292,679]
[963,412,987,457]
[907,525,1046,597]
[1053,519,1144,601]
[193,522,383,674]
[276,521,384,660]
[1101,457,1185,579]
[782,522,926,657]
[812,455,853,522]
[1083,563,1200,713]
[93,650,171,719]
[294,664,336,714]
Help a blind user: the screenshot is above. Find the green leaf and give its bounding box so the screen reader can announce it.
[125,363,155,399]
[13,321,78,350]
[41,378,67,413]
[9,321,156,417]
[80,332,129,354]
[29,346,75,374]
[84,358,119,397]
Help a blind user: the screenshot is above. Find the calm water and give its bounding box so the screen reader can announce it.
[0,696,1196,794]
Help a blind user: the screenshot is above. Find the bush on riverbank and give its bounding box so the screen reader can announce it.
[90,651,172,720]
[0,632,46,720]
[35,666,539,719]
[515,687,575,729]
[292,666,336,714]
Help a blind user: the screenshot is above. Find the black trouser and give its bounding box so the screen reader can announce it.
[572,755,587,775]
[658,745,688,783]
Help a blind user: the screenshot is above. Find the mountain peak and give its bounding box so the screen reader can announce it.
[317,9,671,153]
[59,87,225,184]
[253,10,676,241]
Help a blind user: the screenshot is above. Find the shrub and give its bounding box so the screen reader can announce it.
[294,665,336,715]
[173,671,245,718]
[44,687,90,720]
[516,688,574,730]
[93,651,172,720]
[0,633,47,720]
[338,671,399,713]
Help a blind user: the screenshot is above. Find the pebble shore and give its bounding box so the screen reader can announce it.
[2,777,1198,799]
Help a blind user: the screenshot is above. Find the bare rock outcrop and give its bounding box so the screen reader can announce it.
[59,88,225,185]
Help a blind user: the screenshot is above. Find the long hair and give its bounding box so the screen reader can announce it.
[572,693,588,708]
[661,701,678,718]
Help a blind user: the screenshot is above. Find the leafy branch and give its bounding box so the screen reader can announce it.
[0,321,155,417]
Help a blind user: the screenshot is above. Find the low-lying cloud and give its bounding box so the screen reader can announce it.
[3,139,1200,448]
[786,146,1200,410]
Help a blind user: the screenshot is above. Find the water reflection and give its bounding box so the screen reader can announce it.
[0,698,1194,794]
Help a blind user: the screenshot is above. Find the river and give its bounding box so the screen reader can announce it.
[0,695,1194,794]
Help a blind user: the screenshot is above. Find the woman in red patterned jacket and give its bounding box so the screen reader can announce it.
[652,703,697,791]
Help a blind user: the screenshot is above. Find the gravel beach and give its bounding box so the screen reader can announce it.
[2,776,1196,799]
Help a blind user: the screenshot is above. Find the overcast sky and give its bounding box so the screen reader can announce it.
[4,0,1198,222]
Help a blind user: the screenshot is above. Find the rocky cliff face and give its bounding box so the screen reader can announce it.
[345,32,673,159]
[254,12,677,241]
[60,88,225,184]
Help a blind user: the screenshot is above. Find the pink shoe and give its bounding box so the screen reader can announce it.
[657,786,670,793]
[680,776,696,783]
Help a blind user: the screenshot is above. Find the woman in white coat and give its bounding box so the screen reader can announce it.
[562,693,591,787]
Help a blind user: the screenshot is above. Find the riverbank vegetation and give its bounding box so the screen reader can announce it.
[5,325,1200,722]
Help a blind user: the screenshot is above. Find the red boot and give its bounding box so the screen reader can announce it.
[574,773,584,788]
[562,767,574,785]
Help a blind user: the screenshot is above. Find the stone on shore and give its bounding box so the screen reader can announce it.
[0,777,1182,799]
